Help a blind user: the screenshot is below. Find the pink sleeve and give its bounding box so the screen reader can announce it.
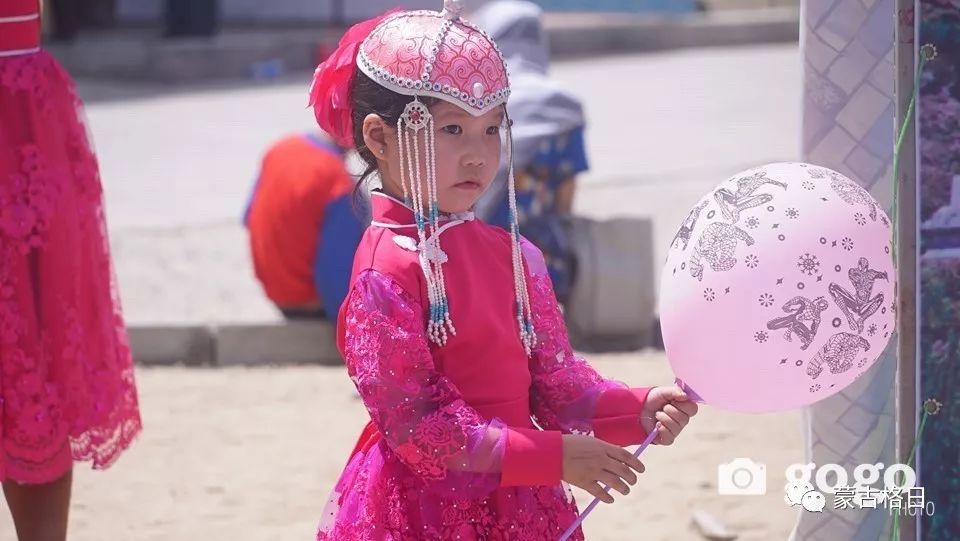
[342,269,561,492]
[522,239,652,447]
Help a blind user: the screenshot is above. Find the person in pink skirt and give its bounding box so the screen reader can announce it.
[0,1,142,539]
[309,1,699,539]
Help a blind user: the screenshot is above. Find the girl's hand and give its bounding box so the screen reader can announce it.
[640,386,699,445]
[561,434,645,504]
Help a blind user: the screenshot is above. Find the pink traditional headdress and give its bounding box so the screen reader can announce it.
[356,1,511,114]
[310,0,535,354]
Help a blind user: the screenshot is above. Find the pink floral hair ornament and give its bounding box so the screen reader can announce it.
[311,0,533,353]
[307,8,401,148]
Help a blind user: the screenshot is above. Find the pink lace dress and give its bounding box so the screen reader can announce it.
[317,194,650,540]
[0,1,142,484]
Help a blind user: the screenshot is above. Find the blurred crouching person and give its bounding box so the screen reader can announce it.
[245,131,366,320]
[471,0,588,303]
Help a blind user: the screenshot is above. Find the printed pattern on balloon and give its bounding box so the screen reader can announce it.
[827,257,889,334]
[753,166,894,390]
[671,200,708,251]
[797,253,820,276]
[684,170,788,282]
[713,171,788,224]
[689,223,754,282]
[806,333,871,380]
[798,257,889,389]
[765,296,829,351]
[829,173,879,222]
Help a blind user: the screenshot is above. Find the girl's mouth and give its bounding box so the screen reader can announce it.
[454,180,482,190]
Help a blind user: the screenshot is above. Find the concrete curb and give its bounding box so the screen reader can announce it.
[216,321,341,366]
[128,319,663,367]
[51,8,798,82]
[128,321,343,367]
[127,325,215,366]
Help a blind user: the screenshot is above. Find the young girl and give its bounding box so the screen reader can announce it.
[0,1,142,539]
[310,2,697,538]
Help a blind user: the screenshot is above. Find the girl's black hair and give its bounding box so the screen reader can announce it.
[350,70,436,204]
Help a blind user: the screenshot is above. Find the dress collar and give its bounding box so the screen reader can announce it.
[370,191,415,226]
[370,191,475,227]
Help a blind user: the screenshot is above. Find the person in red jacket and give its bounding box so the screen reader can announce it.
[245,131,353,319]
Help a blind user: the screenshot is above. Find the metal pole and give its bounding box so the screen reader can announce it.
[894,0,918,540]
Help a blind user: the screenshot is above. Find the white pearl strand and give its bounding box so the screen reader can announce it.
[399,109,452,345]
[398,116,435,342]
[398,137,410,205]
[416,117,451,344]
[425,115,456,340]
[407,118,441,344]
[505,116,536,354]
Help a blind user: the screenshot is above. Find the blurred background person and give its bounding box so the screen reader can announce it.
[244,131,359,320]
[471,0,588,304]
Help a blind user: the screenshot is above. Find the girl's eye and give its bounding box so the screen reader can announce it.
[441,125,462,135]
[486,126,500,135]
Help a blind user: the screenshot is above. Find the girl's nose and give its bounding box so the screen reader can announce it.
[462,153,485,168]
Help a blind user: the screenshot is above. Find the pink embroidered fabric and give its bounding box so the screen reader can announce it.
[318,268,583,540]
[0,51,142,483]
[521,240,626,436]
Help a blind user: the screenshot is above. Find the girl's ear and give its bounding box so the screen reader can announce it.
[362,114,392,160]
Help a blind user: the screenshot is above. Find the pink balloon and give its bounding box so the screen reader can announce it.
[659,163,896,413]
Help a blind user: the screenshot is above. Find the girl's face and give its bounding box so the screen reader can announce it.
[372,101,505,214]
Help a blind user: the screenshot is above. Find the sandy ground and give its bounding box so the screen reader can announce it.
[0,353,804,540]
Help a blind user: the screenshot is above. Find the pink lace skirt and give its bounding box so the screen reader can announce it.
[317,436,585,540]
[0,51,142,484]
